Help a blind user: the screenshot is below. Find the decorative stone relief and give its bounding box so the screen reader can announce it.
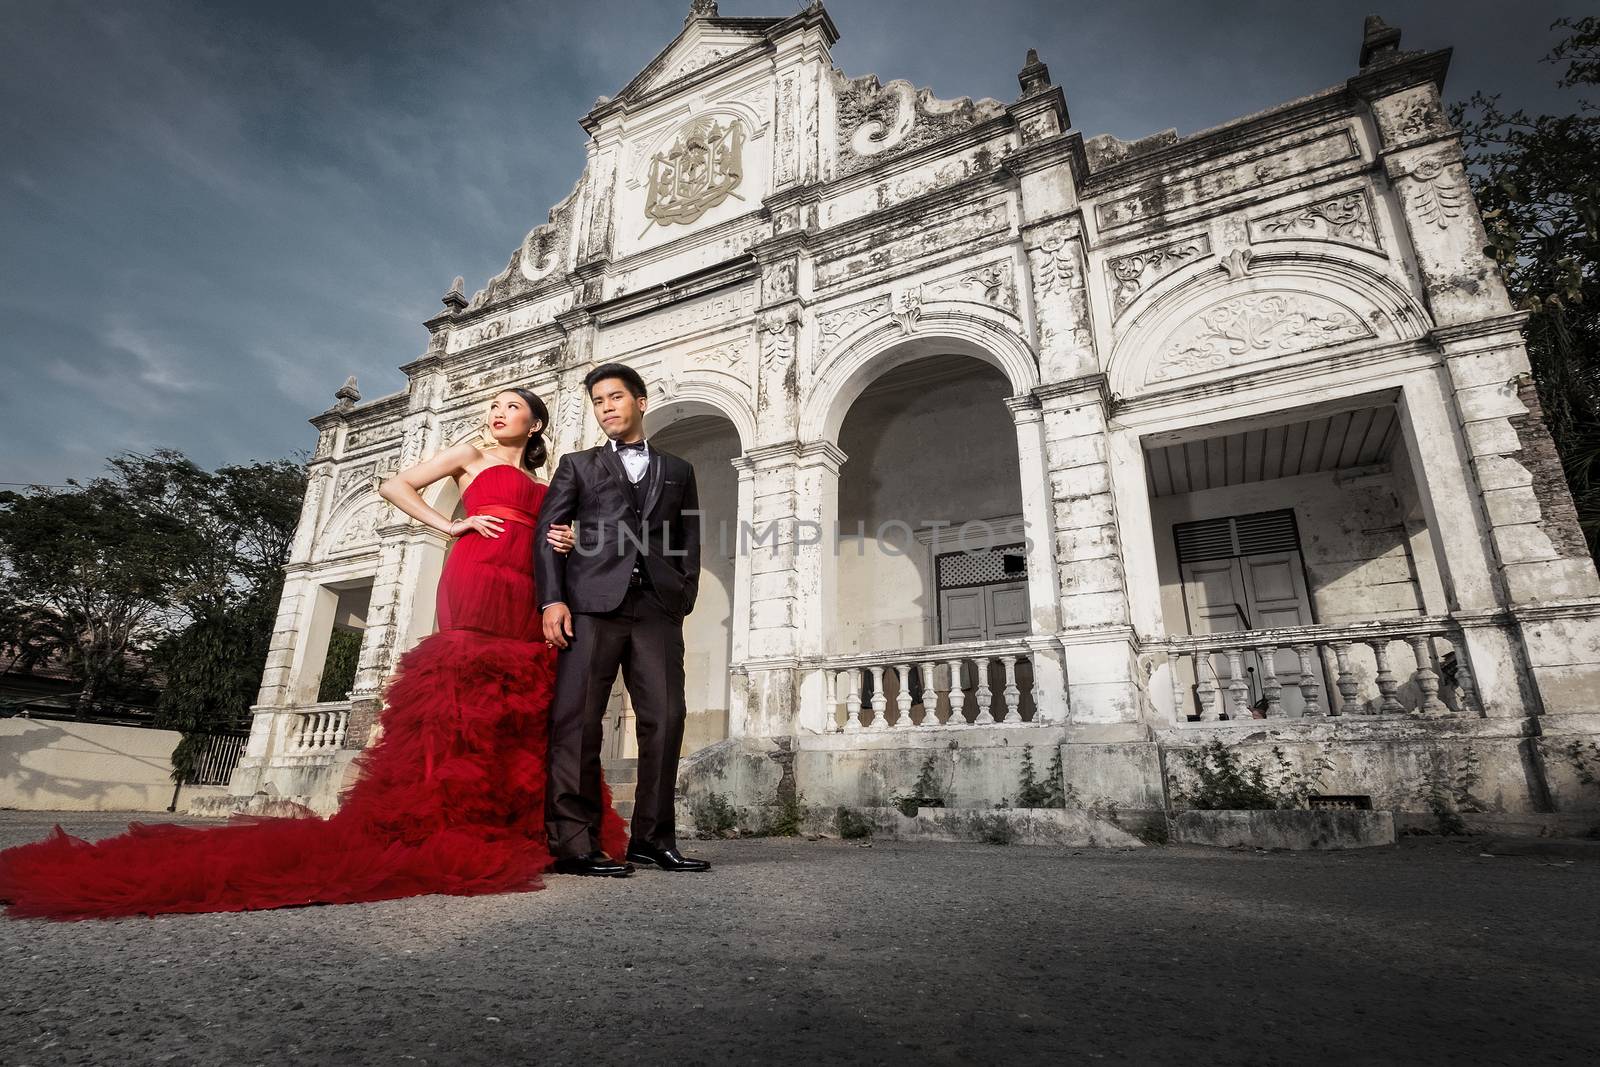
[831,69,1005,178]
[1374,85,1448,146]
[890,288,922,334]
[447,292,576,354]
[345,416,401,449]
[442,413,487,447]
[775,73,799,185]
[552,386,586,451]
[656,45,739,87]
[1250,192,1380,252]
[1095,127,1359,232]
[447,347,560,398]
[1107,234,1210,316]
[334,463,380,499]
[1149,293,1375,384]
[818,297,889,347]
[1219,247,1255,280]
[462,176,582,310]
[758,308,799,369]
[602,285,758,356]
[332,500,383,552]
[1404,157,1468,231]
[923,260,1017,313]
[762,260,797,301]
[1018,111,1060,146]
[690,337,752,373]
[1027,228,1096,375]
[641,116,747,231]
[313,431,334,459]
[816,200,1010,290]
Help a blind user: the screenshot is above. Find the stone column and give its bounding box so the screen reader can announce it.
[1006,394,1068,723]
[725,456,756,736]
[1395,370,1536,717]
[1035,375,1147,731]
[734,440,844,738]
[1357,56,1600,718]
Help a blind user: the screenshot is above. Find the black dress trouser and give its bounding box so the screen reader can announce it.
[545,578,687,857]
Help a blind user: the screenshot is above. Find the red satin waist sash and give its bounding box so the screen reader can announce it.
[473,503,536,529]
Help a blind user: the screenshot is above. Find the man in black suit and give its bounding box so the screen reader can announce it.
[535,362,710,877]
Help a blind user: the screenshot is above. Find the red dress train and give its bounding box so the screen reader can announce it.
[0,464,627,920]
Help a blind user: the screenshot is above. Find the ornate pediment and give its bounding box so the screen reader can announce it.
[610,13,779,103]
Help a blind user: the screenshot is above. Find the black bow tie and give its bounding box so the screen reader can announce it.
[616,440,646,453]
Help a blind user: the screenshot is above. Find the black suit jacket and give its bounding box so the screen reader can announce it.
[535,442,702,617]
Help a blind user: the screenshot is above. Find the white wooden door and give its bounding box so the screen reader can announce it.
[1180,552,1315,716]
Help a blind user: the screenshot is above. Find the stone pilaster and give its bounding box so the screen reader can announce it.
[734,440,845,737]
[1005,393,1068,723]
[1034,375,1147,728]
[1022,217,1097,384]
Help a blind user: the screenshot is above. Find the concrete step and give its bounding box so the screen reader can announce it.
[612,800,634,820]
[602,758,638,785]
[607,781,636,803]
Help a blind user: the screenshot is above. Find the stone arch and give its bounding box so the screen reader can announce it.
[803,310,1039,442]
[316,494,385,561]
[1106,251,1433,399]
[644,377,756,452]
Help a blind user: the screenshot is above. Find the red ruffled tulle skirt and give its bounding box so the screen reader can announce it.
[0,629,628,920]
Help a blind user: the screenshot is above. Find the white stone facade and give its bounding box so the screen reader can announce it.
[227,5,1600,826]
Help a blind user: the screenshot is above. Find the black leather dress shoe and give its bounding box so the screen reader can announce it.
[551,850,634,877]
[625,841,711,872]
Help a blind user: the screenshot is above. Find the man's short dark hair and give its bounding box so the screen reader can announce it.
[584,362,648,400]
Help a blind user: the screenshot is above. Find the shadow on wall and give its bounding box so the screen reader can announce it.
[0,718,223,812]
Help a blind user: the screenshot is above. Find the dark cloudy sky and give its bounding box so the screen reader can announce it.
[1,0,1590,486]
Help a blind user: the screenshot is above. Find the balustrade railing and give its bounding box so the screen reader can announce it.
[1155,618,1479,724]
[818,639,1037,732]
[287,704,349,753]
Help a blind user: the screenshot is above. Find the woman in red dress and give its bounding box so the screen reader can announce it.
[0,387,628,919]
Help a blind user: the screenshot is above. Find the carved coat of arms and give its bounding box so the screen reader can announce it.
[642,117,746,232]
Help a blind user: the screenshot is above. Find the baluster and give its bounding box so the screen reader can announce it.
[1453,652,1482,715]
[333,710,348,747]
[894,664,913,728]
[1259,645,1283,718]
[1226,648,1250,719]
[1332,641,1361,715]
[867,665,889,729]
[999,656,1021,723]
[318,712,333,748]
[1408,637,1445,714]
[1204,660,1225,722]
[844,669,862,732]
[306,713,322,749]
[919,661,938,726]
[971,657,995,725]
[946,659,967,725]
[1371,639,1403,713]
[1170,651,1187,722]
[1295,645,1323,717]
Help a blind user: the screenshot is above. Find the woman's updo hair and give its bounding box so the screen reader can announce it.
[496,387,550,472]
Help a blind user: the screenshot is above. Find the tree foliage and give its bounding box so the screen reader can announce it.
[1453,16,1600,549]
[0,449,305,780]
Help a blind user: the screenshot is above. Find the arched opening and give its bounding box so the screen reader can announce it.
[600,408,743,760]
[829,351,1038,727]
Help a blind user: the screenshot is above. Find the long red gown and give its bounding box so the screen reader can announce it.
[0,463,627,920]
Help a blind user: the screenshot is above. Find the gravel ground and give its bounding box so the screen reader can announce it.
[1,810,1597,1066]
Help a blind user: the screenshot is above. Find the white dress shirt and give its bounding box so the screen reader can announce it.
[611,436,650,484]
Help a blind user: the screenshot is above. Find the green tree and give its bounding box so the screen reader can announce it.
[0,449,305,784]
[0,473,188,708]
[1452,16,1600,550]
[147,454,305,780]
